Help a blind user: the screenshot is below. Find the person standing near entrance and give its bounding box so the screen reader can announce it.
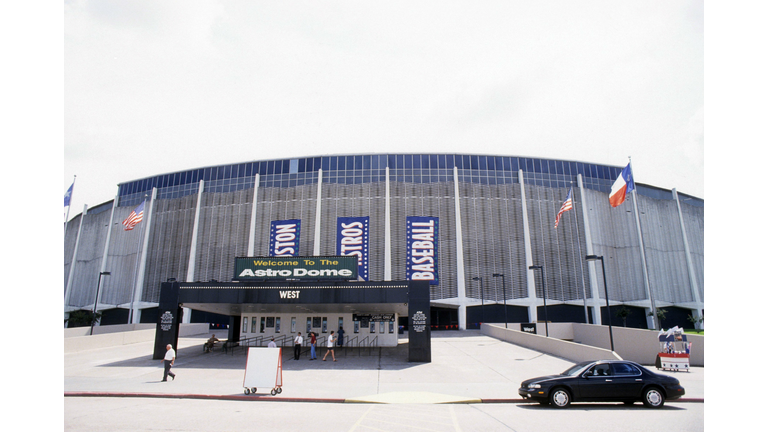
[337,326,345,350]
[162,344,176,381]
[322,331,336,361]
[309,332,317,360]
[293,332,303,360]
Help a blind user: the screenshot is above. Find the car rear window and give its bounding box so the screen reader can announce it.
[612,363,641,376]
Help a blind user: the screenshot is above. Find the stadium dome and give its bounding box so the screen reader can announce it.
[64,153,703,332]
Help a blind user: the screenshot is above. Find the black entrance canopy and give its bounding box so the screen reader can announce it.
[153,279,431,362]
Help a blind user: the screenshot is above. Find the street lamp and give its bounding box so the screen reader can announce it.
[585,255,615,352]
[90,271,111,336]
[528,265,549,337]
[492,273,508,328]
[472,277,484,328]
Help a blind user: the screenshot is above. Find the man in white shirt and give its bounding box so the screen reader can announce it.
[162,344,176,381]
[268,337,277,348]
[293,332,303,360]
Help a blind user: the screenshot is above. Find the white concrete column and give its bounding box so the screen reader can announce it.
[64,204,88,310]
[182,180,205,324]
[247,175,260,256]
[384,166,392,280]
[672,188,703,329]
[577,174,602,325]
[131,187,157,324]
[453,167,467,329]
[313,169,323,256]
[519,170,538,323]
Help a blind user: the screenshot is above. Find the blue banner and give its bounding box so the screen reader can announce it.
[406,216,439,285]
[336,216,369,281]
[269,219,301,257]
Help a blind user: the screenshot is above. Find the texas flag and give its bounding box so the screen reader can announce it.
[608,164,635,207]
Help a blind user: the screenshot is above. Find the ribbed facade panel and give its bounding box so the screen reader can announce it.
[525,182,591,303]
[194,189,253,284]
[681,203,704,302]
[583,188,648,302]
[65,209,111,307]
[140,194,198,302]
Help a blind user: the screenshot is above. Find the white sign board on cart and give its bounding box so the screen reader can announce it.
[243,347,283,395]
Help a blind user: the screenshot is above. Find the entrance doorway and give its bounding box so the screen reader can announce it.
[430,307,459,330]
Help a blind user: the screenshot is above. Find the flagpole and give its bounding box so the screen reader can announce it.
[569,181,590,324]
[128,196,147,324]
[64,175,76,232]
[628,157,658,328]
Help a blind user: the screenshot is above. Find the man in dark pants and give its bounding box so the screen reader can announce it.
[162,344,176,381]
[337,326,345,350]
[293,332,303,360]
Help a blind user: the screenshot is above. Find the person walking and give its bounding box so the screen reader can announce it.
[162,344,176,382]
[322,330,336,362]
[309,332,317,360]
[293,332,303,360]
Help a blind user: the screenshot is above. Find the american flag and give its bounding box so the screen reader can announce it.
[554,188,573,229]
[122,201,145,231]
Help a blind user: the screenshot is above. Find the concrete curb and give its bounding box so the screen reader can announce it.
[64,392,703,404]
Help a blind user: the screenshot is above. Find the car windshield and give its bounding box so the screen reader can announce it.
[561,361,593,376]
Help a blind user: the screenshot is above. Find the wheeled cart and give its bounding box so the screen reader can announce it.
[656,327,691,372]
[243,347,283,396]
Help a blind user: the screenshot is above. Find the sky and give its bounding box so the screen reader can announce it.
[62,0,705,218]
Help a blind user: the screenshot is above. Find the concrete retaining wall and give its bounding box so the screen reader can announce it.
[483,323,704,366]
[570,323,704,366]
[482,323,621,363]
[64,323,210,353]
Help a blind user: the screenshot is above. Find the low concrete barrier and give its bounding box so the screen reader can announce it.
[482,323,621,363]
[483,322,704,366]
[64,323,210,353]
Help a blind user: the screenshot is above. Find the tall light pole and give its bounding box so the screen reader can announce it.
[90,271,111,336]
[585,255,615,352]
[528,265,549,337]
[472,276,484,329]
[492,273,508,328]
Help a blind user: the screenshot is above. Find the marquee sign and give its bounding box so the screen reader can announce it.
[337,216,369,281]
[234,256,359,281]
[406,216,439,285]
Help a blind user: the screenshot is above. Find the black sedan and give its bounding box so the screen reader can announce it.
[518,360,685,408]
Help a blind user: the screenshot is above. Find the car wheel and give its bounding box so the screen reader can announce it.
[642,387,665,408]
[549,388,571,408]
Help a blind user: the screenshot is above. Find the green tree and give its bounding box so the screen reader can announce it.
[687,313,704,333]
[65,310,102,328]
[615,306,632,327]
[648,308,667,329]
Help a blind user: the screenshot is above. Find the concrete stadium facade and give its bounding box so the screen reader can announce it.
[64,154,704,332]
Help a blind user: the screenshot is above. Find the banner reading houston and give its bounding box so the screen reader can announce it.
[269,219,301,257]
[336,216,369,281]
[406,216,439,285]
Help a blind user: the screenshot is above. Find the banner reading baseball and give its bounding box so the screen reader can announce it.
[406,216,439,285]
[269,219,301,257]
[336,216,369,281]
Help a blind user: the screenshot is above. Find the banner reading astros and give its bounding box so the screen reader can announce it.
[406,216,439,285]
[336,216,369,281]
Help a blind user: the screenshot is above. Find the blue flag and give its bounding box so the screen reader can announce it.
[64,182,74,207]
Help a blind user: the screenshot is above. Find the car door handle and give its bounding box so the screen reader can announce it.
[635,379,643,382]
[605,379,612,382]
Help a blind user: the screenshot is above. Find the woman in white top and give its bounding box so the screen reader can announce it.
[322,331,337,361]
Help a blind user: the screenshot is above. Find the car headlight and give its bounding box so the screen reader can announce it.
[528,383,541,389]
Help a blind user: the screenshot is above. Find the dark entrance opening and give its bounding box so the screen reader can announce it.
[430,307,459,330]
